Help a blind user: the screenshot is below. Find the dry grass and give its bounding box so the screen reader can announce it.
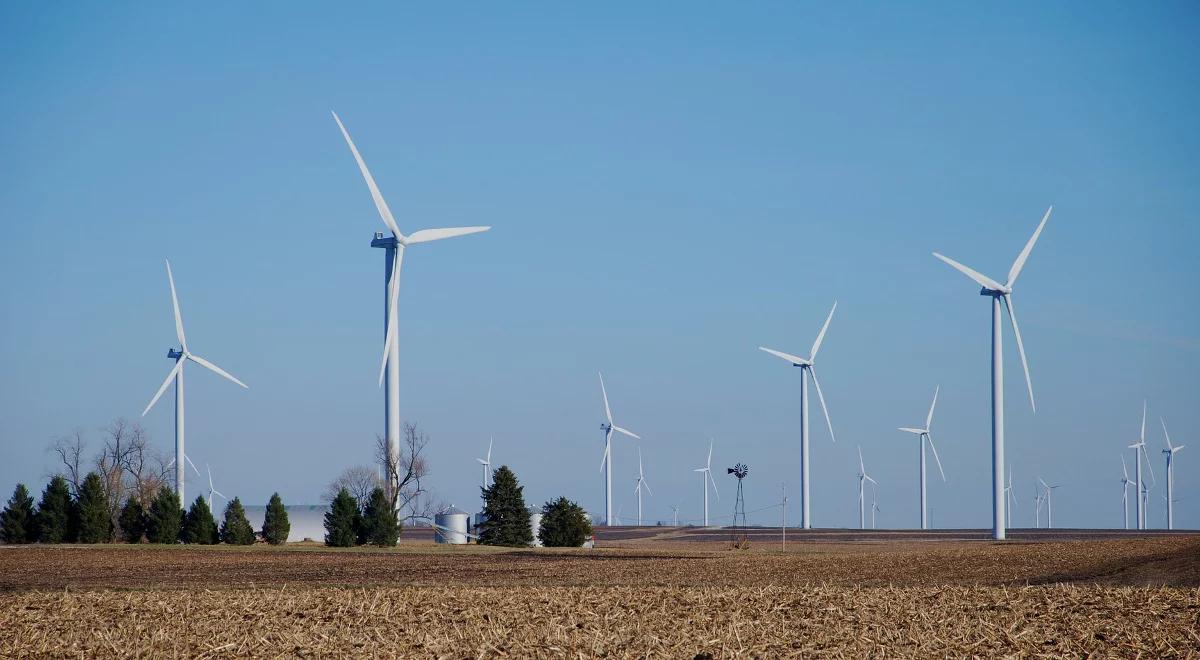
[2,585,1198,657]
[1,537,1197,657]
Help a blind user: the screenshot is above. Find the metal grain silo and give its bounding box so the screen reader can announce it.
[434,506,470,544]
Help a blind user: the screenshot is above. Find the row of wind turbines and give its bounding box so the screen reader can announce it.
[138,113,1186,535]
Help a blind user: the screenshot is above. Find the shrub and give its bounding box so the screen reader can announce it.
[539,496,593,547]
[1,484,37,544]
[37,477,75,543]
[360,487,399,547]
[478,465,533,547]
[76,472,113,543]
[324,488,359,547]
[118,497,146,543]
[182,496,218,544]
[220,497,256,545]
[146,486,183,544]
[262,493,290,545]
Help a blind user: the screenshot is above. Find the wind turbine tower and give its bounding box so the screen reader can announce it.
[933,207,1050,539]
[898,385,947,529]
[693,440,719,526]
[1128,402,1155,529]
[855,446,877,530]
[759,301,839,529]
[1161,418,1185,530]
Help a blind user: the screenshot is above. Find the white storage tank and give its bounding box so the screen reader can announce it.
[434,506,470,545]
[529,511,544,547]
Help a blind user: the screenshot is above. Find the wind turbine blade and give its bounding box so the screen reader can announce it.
[926,434,946,481]
[1141,400,1146,443]
[708,470,720,501]
[331,111,403,238]
[212,489,226,500]
[643,479,652,497]
[808,367,836,443]
[186,354,248,389]
[599,440,610,473]
[864,475,877,485]
[758,346,809,366]
[612,425,641,440]
[926,385,939,431]
[809,301,837,361]
[1160,417,1172,450]
[184,453,202,478]
[1002,294,1035,412]
[1142,446,1156,485]
[1121,454,1130,481]
[599,372,613,425]
[707,440,713,469]
[486,436,493,463]
[1007,206,1052,287]
[476,458,488,465]
[405,227,490,244]
[378,249,403,386]
[164,260,187,352]
[932,252,1006,292]
[857,445,865,474]
[142,360,184,416]
[897,427,926,434]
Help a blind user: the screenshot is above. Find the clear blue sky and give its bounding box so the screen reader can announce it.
[2,2,1197,529]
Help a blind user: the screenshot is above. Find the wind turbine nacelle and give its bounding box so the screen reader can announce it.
[167,348,184,359]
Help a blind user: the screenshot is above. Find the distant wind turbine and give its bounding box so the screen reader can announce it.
[759,301,839,529]
[597,372,641,527]
[476,437,493,490]
[1160,418,1185,530]
[933,206,1050,540]
[693,439,720,526]
[870,485,880,530]
[634,447,652,527]
[898,385,947,530]
[332,112,490,502]
[206,464,226,508]
[856,446,877,530]
[1038,478,1061,528]
[1127,401,1156,529]
[1003,467,1016,529]
[1120,455,1133,530]
[142,260,248,506]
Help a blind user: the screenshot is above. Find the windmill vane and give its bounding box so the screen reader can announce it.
[729,463,749,479]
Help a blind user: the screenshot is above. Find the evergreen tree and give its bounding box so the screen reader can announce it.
[118,496,146,543]
[262,492,290,545]
[359,487,399,547]
[538,496,593,547]
[1,484,37,544]
[478,465,533,547]
[181,496,217,544]
[37,477,75,543]
[76,472,113,543]
[324,488,359,547]
[220,497,256,545]
[145,486,183,544]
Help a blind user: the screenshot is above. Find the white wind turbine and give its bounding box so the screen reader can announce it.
[476,437,493,491]
[693,439,720,526]
[142,260,248,506]
[332,112,490,500]
[933,206,1050,540]
[759,301,838,529]
[856,446,877,530]
[1161,418,1185,530]
[1003,467,1016,529]
[597,372,641,527]
[898,385,947,530]
[1038,478,1061,528]
[634,447,652,527]
[670,504,679,527]
[1033,484,1044,528]
[206,464,226,508]
[1120,455,1133,530]
[1127,401,1156,529]
[870,486,880,529]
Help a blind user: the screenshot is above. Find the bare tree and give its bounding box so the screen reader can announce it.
[49,429,87,497]
[376,423,439,523]
[324,465,381,509]
[121,423,168,507]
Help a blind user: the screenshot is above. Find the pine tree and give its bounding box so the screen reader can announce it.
[359,487,399,547]
[1,484,36,544]
[181,496,217,544]
[478,465,533,547]
[538,496,593,547]
[145,486,183,544]
[220,497,256,545]
[118,496,146,543]
[37,477,75,543]
[262,493,290,545]
[76,472,113,543]
[324,488,359,547]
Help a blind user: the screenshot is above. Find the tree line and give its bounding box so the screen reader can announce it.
[1,475,291,546]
